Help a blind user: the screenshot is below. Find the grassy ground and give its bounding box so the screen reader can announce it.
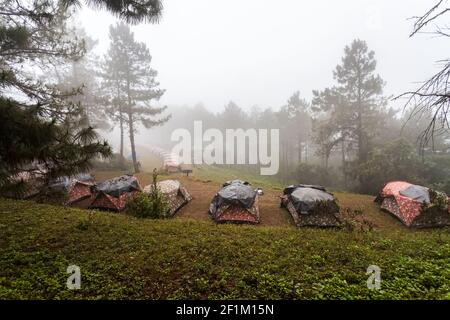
[0,166,449,299]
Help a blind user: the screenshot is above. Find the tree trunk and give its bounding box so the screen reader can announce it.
[126,75,139,173]
[304,142,308,163]
[356,69,366,190]
[128,112,139,173]
[341,137,347,188]
[116,80,125,168]
[324,149,330,170]
[119,111,124,167]
[298,137,302,164]
[357,112,364,163]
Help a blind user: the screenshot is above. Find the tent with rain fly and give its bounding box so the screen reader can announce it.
[10,170,46,199]
[90,175,141,211]
[209,180,260,224]
[375,181,450,228]
[47,173,93,192]
[8,162,48,199]
[47,173,95,206]
[66,180,96,207]
[143,179,192,216]
[280,184,340,227]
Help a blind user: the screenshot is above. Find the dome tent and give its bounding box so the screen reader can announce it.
[143,179,192,216]
[66,180,96,208]
[280,184,340,227]
[209,180,260,224]
[47,173,95,206]
[89,174,142,211]
[375,181,450,228]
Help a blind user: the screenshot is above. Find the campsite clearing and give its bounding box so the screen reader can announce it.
[91,169,407,230]
[0,167,449,299]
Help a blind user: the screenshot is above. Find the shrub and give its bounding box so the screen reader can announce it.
[126,192,170,219]
[126,170,170,219]
[428,189,448,210]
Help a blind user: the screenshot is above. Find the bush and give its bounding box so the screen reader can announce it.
[126,192,170,219]
[126,169,170,219]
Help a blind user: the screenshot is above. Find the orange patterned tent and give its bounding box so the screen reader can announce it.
[66,180,95,205]
[375,181,450,228]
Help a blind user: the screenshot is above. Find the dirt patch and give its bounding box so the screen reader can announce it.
[257,190,294,227]
[174,176,219,222]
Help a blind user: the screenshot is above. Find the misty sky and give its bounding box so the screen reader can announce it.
[78,0,448,113]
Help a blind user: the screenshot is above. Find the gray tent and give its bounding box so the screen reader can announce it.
[209,180,260,224]
[48,173,94,192]
[281,184,340,227]
[89,175,142,211]
[94,174,141,197]
[399,185,430,203]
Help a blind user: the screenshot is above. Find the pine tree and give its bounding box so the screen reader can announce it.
[334,39,387,165]
[101,25,129,166]
[312,39,388,190]
[0,0,163,194]
[103,23,170,173]
[61,0,163,24]
[57,28,110,130]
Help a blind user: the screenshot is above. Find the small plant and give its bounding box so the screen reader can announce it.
[76,212,95,231]
[76,220,90,231]
[126,169,170,218]
[428,189,448,210]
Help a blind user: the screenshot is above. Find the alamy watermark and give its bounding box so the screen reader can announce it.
[66,265,81,290]
[365,5,383,31]
[366,265,381,290]
[171,121,280,175]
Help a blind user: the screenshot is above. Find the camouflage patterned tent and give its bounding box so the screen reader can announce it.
[47,173,95,206]
[209,180,260,224]
[47,173,93,192]
[143,179,192,216]
[12,171,93,202]
[89,175,141,211]
[375,181,450,228]
[281,184,340,227]
[66,180,95,206]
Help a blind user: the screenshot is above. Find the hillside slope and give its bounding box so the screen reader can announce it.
[0,198,449,299]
